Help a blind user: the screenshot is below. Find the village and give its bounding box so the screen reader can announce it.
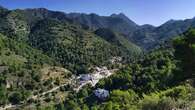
[72,66,117,99]
[0,57,121,109]
[72,56,122,99]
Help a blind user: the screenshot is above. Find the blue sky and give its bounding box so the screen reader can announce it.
[0,0,195,26]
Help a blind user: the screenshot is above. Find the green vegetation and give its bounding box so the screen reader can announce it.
[1,7,195,110]
[95,28,141,61]
[28,19,141,74]
[173,28,195,80]
[0,33,59,105]
[0,7,142,74]
[50,29,195,110]
[97,48,176,93]
[0,7,142,109]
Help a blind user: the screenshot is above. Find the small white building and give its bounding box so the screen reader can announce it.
[110,57,122,64]
[94,88,109,100]
[79,74,92,81]
[95,67,101,72]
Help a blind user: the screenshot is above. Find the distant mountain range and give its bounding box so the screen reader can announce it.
[1,6,195,50]
[64,12,195,49]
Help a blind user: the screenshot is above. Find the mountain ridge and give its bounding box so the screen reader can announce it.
[2,6,195,26]
[1,6,195,53]
[0,6,142,74]
[1,6,195,50]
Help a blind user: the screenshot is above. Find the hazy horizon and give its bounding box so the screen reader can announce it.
[1,0,195,26]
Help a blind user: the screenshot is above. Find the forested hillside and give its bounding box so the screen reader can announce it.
[1,6,195,110]
[0,7,142,74]
[0,33,59,105]
[28,19,141,74]
[51,29,195,110]
[61,10,195,50]
[1,6,195,50]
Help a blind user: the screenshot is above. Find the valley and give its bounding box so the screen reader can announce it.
[0,5,195,110]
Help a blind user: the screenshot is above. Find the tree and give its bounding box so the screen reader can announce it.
[8,92,23,104]
[184,28,195,45]
[81,104,89,110]
[110,90,137,108]
[64,100,81,110]
[56,103,65,110]
[104,101,112,110]
[0,86,7,105]
[173,28,195,80]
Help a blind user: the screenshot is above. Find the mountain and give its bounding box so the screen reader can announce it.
[130,18,195,49]
[28,19,142,74]
[0,7,142,74]
[70,13,195,50]
[2,7,195,50]
[65,13,139,35]
[64,12,195,50]
[1,6,195,71]
[0,6,142,107]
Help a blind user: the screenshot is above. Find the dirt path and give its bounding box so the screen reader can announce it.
[0,80,72,110]
[0,68,117,110]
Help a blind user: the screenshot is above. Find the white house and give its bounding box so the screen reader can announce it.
[79,74,92,81]
[94,88,109,100]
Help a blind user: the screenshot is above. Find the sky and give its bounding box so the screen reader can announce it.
[0,0,195,26]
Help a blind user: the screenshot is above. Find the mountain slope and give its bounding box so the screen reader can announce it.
[63,11,195,50]
[94,28,141,57]
[13,8,195,50]
[55,29,195,110]
[3,7,195,51]
[28,19,141,74]
[0,7,142,74]
[0,33,60,105]
[65,13,139,35]
[129,18,195,49]
[1,6,195,110]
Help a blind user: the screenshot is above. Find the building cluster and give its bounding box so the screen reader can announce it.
[74,66,113,91]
